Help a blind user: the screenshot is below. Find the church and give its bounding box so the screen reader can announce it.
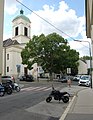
[2,10,44,79]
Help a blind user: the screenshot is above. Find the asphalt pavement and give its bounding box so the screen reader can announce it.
[19,82,90,120]
[18,80,93,120]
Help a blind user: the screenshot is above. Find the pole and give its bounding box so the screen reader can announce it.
[0,0,4,83]
[89,42,92,88]
[74,40,92,88]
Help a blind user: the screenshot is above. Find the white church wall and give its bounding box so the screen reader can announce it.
[3,46,23,77]
[12,35,30,44]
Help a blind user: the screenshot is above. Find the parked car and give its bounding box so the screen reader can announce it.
[26,75,34,82]
[1,75,15,84]
[18,75,34,82]
[58,76,68,83]
[73,75,81,81]
[78,75,91,87]
[18,75,26,81]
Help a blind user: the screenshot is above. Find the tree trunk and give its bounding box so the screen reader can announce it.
[49,72,53,81]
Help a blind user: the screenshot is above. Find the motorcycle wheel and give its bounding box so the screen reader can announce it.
[15,86,21,92]
[46,97,52,103]
[7,88,12,95]
[62,96,69,103]
[0,91,5,97]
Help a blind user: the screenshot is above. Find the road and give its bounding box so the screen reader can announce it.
[0,81,78,120]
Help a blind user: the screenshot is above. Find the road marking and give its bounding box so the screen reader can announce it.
[34,87,48,91]
[21,87,40,91]
[21,86,60,92]
[21,86,52,92]
[43,87,52,91]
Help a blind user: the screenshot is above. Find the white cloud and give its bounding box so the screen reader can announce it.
[4,0,89,57]
[27,1,85,40]
[5,0,23,15]
[4,0,85,39]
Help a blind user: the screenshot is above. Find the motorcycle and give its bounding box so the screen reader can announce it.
[2,82,13,95]
[0,84,5,96]
[46,85,70,103]
[5,80,21,92]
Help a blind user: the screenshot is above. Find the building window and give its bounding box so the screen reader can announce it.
[7,66,9,72]
[24,27,28,36]
[7,54,9,60]
[15,27,18,36]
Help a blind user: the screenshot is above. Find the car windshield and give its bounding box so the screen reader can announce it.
[81,76,90,80]
[2,76,11,78]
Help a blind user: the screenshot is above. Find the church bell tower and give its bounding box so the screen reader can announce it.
[12,10,31,44]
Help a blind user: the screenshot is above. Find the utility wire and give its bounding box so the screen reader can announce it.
[74,40,91,49]
[16,0,75,41]
[16,0,90,50]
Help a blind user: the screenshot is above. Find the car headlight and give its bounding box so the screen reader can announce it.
[86,81,89,84]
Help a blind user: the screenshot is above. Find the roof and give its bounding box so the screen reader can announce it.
[12,10,31,23]
[3,38,19,47]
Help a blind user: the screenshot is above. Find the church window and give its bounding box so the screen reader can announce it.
[7,54,9,60]
[24,27,28,36]
[7,66,9,72]
[15,27,18,36]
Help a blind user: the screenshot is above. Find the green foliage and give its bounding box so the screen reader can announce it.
[21,32,79,75]
[80,56,92,61]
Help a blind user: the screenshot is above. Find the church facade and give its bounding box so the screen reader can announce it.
[2,10,43,79]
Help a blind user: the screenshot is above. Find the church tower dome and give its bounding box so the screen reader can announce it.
[13,10,31,23]
[12,10,31,44]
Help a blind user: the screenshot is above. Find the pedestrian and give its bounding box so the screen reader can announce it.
[67,76,71,87]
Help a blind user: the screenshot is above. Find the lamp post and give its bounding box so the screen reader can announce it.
[74,40,92,88]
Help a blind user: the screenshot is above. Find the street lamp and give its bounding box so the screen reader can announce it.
[74,40,92,88]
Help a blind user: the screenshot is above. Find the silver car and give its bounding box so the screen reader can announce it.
[78,75,91,87]
[1,75,15,84]
[73,75,81,81]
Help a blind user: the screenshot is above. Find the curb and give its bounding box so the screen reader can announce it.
[59,95,76,120]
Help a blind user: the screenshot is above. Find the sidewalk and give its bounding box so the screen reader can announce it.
[60,86,93,120]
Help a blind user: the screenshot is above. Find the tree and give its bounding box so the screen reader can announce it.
[21,33,79,80]
[80,56,92,61]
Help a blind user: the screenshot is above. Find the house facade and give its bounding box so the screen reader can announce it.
[78,60,88,75]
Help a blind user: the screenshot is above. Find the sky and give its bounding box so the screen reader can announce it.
[4,0,91,57]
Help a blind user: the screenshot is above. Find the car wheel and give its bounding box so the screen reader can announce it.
[0,91,5,96]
